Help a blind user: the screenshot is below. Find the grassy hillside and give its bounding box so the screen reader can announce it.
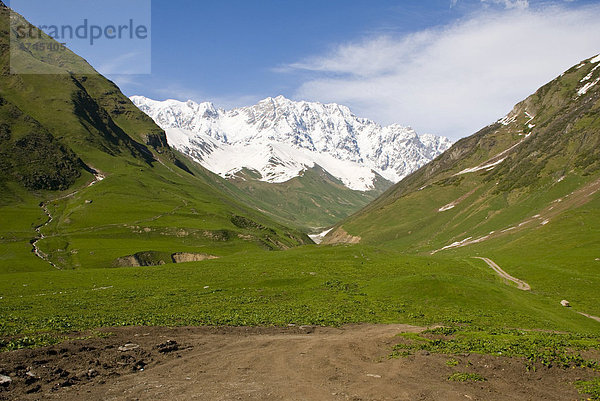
[211,165,391,232]
[324,54,600,319]
[328,54,600,251]
[0,4,311,273]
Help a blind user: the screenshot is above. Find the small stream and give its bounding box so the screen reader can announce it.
[308,228,333,244]
[31,170,105,269]
[31,201,57,268]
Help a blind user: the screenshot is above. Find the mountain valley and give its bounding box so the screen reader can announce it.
[0,2,599,400]
[131,95,451,231]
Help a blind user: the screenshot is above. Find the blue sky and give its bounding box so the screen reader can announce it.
[10,0,600,139]
[144,0,460,98]
[9,0,151,74]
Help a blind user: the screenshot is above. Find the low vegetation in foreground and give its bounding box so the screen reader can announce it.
[392,326,600,399]
[447,372,487,382]
[392,326,600,371]
[1,245,599,349]
[576,377,600,400]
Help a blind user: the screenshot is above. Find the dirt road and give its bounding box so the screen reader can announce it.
[0,325,590,401]
[474,257,531,291]
[578,312,600,323]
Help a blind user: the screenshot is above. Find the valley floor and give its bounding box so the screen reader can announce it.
[1,324,595,401]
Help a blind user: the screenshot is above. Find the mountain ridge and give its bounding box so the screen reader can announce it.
[131,95,452,191]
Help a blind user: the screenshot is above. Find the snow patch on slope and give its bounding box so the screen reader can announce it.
[580,64,600,82]
[578,77,600,96]
[308,228,333,244]
[457,158,506,175]
[498,114,516,126]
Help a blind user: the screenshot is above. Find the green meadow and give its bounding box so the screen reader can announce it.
[1,147,599,346]
[1,244,599,345]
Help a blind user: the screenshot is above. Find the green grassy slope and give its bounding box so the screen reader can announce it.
[0,4,311,273]
[329,54,600,250]
[1,245,598,338]
[0,156,313,273]
[211,165,391,232]
[325,55,600,318]
[443,194,600,320]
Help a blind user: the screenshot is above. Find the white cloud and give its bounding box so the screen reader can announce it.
[284,5,600,140]
[106,74,143,89]
[481,0,529,9]
[452,0,529,9]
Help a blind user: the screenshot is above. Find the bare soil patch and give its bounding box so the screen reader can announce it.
[323,228,361,245]
[0,325,595,400]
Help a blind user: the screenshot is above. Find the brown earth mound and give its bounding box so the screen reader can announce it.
[322,228,361,245]
[171,253,218,263]
[113,252,218,267]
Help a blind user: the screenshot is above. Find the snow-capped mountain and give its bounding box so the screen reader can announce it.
[131,95,452,191]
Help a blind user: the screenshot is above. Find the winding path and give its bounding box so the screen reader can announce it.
[473,258,600,324]
[473,257,531,291]
[577,312,600,323]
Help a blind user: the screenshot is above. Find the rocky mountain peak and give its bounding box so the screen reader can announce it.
[131,95,452,190]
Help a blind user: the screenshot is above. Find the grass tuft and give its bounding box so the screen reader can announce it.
[576,377,600,400]
[448,372,486,382]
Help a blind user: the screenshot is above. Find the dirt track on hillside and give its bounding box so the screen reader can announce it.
[1,325,595,401]
[474,257,531,291]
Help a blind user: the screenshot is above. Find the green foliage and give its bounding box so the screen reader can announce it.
[445,358,459,366]
[322,279,360,293]
[424,326,459,336]
[448,372,486,382]
[0,99,82,191]
[0,333,63,352]
[576,377,600,400]
[392,327,600,370]
[230,215,270,231]
[11,131,82,190]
